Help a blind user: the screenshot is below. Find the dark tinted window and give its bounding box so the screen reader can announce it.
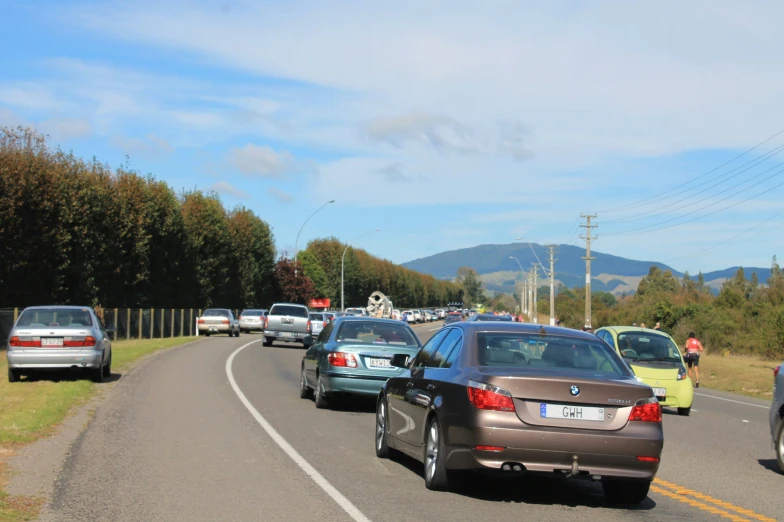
[444,340,462,368]
[412,329,449,368]
[335,321,419,347]
[241,309,265,316]
[269,305,309,318]
[317,322,334,343]
[427,329,462,368]
[310,313,324,321]
[477,332,629,375]
[17,307,95,328]
[203,309,230,317]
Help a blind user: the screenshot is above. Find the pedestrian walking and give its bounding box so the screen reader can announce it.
[683,332,705,387]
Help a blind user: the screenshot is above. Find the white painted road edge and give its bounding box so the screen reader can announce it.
[694,392,769,409]
[226,340,372,522]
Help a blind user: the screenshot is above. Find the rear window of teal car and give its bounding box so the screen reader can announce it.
[335,321,419,347]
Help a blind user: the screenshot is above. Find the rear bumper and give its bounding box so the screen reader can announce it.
[7,349,103,369]
[239,320,263,331]
[322,372,392,396]
[198,324,231,333]
[642,377,693,409]
[264,330,310,342]
[443,413,662,480]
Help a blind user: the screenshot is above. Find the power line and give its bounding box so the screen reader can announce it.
[595,127,784,214]
[602,144,784,224]
[603,157,784,227]
[604,173,784,237]
[664,211,784,264]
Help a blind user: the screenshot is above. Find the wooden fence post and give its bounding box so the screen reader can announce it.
[113,308,118,340]
[138,309,142,339]
[13,308,18,322]
[151,308,155,340]
[127,308,131,340]
[170,308,174,338]
[180,309,184,337]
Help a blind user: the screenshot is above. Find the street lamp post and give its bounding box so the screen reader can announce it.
[294,199,335,276]
[342,228,381,311]
[509,256,525,319]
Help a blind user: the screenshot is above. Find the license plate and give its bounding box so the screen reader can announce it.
[279,332,293,337]
[41,338,63,347]
[653,387,666,398]
[540,403,605,421]
[367,358,392,368]
[209,327,218,332]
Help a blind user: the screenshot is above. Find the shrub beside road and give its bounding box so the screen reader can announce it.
[0,336,197,520]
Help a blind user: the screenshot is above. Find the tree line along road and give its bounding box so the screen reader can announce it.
[37,323,782,522]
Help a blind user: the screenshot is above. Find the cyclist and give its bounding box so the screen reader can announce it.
[683,332,704,387]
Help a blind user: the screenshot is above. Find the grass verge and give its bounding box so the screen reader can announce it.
[0,336,196,521]
[699,353,779,400]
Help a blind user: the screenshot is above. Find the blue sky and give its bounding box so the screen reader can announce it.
[2,0,784,275]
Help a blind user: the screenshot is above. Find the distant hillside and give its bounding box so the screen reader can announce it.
[403,242,769,296]
[403,243,681,280]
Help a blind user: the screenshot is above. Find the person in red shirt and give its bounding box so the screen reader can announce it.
[683,332,704,387]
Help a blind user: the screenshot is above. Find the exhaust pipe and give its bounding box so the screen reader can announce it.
[501,462,525,473]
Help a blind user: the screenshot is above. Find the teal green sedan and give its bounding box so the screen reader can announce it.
[299,316,422,409]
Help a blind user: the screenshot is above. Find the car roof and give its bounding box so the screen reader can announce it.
[600,326,674,337]
[333,316,409,326]
[22,305,93,310]
[449,322,601,341]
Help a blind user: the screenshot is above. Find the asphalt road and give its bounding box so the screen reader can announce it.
[40,323,783,521]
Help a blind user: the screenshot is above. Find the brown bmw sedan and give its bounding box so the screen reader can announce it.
[375,322,663,504]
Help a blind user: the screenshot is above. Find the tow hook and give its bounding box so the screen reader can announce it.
[565,455,579,478]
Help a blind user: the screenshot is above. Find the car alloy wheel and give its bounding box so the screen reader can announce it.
[314,375,328,409]
[776,420,784,473]
[299,367,312,399]
[424,422,439,483]
[376,398,390,458]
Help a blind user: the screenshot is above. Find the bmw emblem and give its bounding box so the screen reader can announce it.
[570,385,580,396]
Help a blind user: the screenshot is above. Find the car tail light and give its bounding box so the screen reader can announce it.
[323,321,327,328]
[9,336,41,348]
[629,398,662,422]
[636,456,660,462]
[328,352,358,368]
[475,445,505,452]
[222,319,229,324]
[198,319,205,324]
[775,365,780,378]
[467,380,515,412]
[63,336,97,347]
[264,316,269,329]
[307,319,312,333]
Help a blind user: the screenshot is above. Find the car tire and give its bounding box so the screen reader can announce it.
[102,353,112,378]
[299,367,312,399]
[205,332,211,337]
[375,396,391,458]
[314,374,329,409]
[91,359,106,383]
[602,480,651,504]
[8,367,19,383]
[776,419,784,474]
[424,417,451,491]
[263,337,273,347]
[677,407,691,416]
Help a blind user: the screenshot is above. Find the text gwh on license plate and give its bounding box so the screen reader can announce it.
[540,403,604,422]
[367,358,392,368]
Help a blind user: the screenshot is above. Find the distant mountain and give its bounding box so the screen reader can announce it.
[402,243,769,296]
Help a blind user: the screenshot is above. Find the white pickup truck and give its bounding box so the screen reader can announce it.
[263,303,312,347]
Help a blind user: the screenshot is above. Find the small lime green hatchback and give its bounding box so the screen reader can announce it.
[594,327,694,416]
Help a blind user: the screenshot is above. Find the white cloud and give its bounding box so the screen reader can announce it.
[208,180,249,199]
[267,187,294,204]
[111,133,172,159]
[38,118,92,140]
[229,144,296,178]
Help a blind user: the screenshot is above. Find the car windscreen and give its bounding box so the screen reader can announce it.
[203,309,229,317]
[477,332,629,376]
[335,321,420,347]
[16,308,94,328]
[616,332,682,363]
[241,309,265,316]
[269,305,308,317]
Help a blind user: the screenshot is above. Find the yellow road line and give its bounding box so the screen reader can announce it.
[653,479,776,522]
[650,486,749,521]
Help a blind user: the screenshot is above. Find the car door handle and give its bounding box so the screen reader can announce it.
[407,382,414,388]
[427,384,436,391]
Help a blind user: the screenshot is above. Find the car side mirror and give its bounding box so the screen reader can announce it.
[390,353,409,368]
[304,335,314,345]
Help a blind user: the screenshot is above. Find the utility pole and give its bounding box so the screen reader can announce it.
[522,275,528,316]
[532,264,539,324]
[580,214,598,329]
[527,271,533,322]
[547,245,556,326]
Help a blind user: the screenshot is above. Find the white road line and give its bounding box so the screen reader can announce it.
[226,341,372,522]
[694,392,769,409]
[427,327,442,331]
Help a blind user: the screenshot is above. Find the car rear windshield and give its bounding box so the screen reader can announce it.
[310,313,324,320]
[269,305,308,317]
[475,314,511,321]
[203,309,229,317]
[16,308,94,328]
[616,332,682,363]
[477,332,628,375]
[335,321,419,347]
[241,309,265,316]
